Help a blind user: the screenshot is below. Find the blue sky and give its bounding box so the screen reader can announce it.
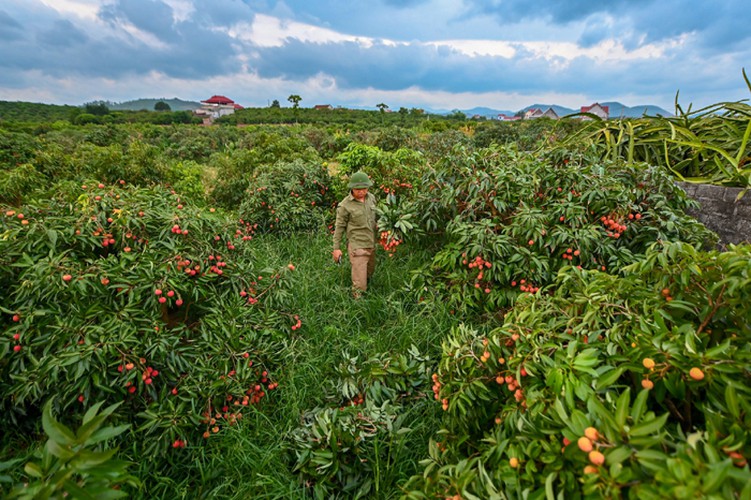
[1,0,749,112]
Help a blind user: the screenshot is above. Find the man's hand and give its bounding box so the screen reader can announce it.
[332,249,343,263]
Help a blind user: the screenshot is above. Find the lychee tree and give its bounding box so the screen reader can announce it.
[403,241,751,498]
[0,180,302,456]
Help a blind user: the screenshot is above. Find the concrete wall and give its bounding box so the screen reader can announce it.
[677,182,751,247]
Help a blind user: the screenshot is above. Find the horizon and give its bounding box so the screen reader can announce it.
[1,1,749,112]
[3,96,674,117]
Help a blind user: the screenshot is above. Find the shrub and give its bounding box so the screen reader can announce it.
[291,347,434,498]
[0,164,46,205]
[403,242,751,498]
[337,143,384,177]
[238,160,337,233]
[397,145,716,314]
[0,180,301,457]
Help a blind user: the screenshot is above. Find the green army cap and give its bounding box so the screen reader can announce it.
[348,171,373,189]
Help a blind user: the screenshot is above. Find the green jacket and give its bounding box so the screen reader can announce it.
[333,192,377,250]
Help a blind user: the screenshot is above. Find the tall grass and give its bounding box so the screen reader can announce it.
[127,230,468,498]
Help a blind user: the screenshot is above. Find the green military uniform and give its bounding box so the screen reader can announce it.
[333,175,377,295]
[333,192,378,251]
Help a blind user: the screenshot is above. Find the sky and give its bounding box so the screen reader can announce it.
[1,0,750,113]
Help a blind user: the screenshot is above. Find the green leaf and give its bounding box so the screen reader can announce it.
[63,479,98,500]
[47,229,58,249]
[553,399,569,424]
[615,388,631,429]
[607,446,633,465]
[702,461,731,493]
[87,425,131,446]
[573,348,599,369]
[725,385,740,419]
[42,401,77,446]
[24,462,44,478]
[71,449,119,470]
[635,449,668,461]
[595,367,625,391]
[0,458,22,472]
[545,472,556,500]
[77,415,109,443]
[81,401,106,426]
[629,413,669,437]
[630,389,649,423]
[47,439,75,460]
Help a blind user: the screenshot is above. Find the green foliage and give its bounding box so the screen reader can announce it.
[337,144,424,198]
[3,400,135,499]
[0,101,80,123]
[162,160,208,203]
[0,180,299,458]
[559,86,751,188]
[290,347,434,498]
[404,242,751,498]
[337,143,384,176]
[224,106,447,128]
[0,129,40,167]
[154,101,171,112]
[84,102,110,116]
[394,145,716,314]
[1,97,750,498]
[0,164,46,205]
[238,160,337,233]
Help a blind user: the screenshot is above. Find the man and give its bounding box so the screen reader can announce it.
[332,171,377,297]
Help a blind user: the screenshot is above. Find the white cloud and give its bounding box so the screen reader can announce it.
[116,21,172,50]
[1,1,746,112]
[162,0,194,23]
[36,0,101,20]
[428,35,688,65]
[231,13,389,48]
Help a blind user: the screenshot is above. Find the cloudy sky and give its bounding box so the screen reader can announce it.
[1,0,749,112]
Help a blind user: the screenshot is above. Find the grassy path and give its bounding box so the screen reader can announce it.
[134,232,464,499]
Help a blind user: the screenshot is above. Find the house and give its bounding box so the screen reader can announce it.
[540,107,559,119]
[524,107,559,120]
[497,114,520,121]
[580,103,609,120]
[195,95,243,123]
[313,104,333,110]
[524,108,543,119]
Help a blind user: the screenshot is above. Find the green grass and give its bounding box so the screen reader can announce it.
[125,231,467,499]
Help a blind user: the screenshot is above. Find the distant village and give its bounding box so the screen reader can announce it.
[496,103,609,121]
[193,94,611,124]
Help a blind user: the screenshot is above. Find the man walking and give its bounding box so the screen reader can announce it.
[332,171,377,298]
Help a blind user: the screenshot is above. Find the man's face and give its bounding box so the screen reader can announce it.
[352,188,368,201]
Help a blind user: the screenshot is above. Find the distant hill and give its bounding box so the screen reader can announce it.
[600,102,672,118]
[109,98,201,111]
[464,101,672,119]
[462,106,516,118]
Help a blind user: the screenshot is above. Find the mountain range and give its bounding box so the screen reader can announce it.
[109,98,672,119]
[453,101,672,118]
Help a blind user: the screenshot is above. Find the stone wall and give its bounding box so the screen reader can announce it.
[677,182,751,247]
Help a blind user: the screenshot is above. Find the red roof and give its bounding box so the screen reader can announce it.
[202,95,235,105]
[581,103,609,114]
[233,104,244,110]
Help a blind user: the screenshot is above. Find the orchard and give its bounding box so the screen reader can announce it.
[1,98,750,498]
